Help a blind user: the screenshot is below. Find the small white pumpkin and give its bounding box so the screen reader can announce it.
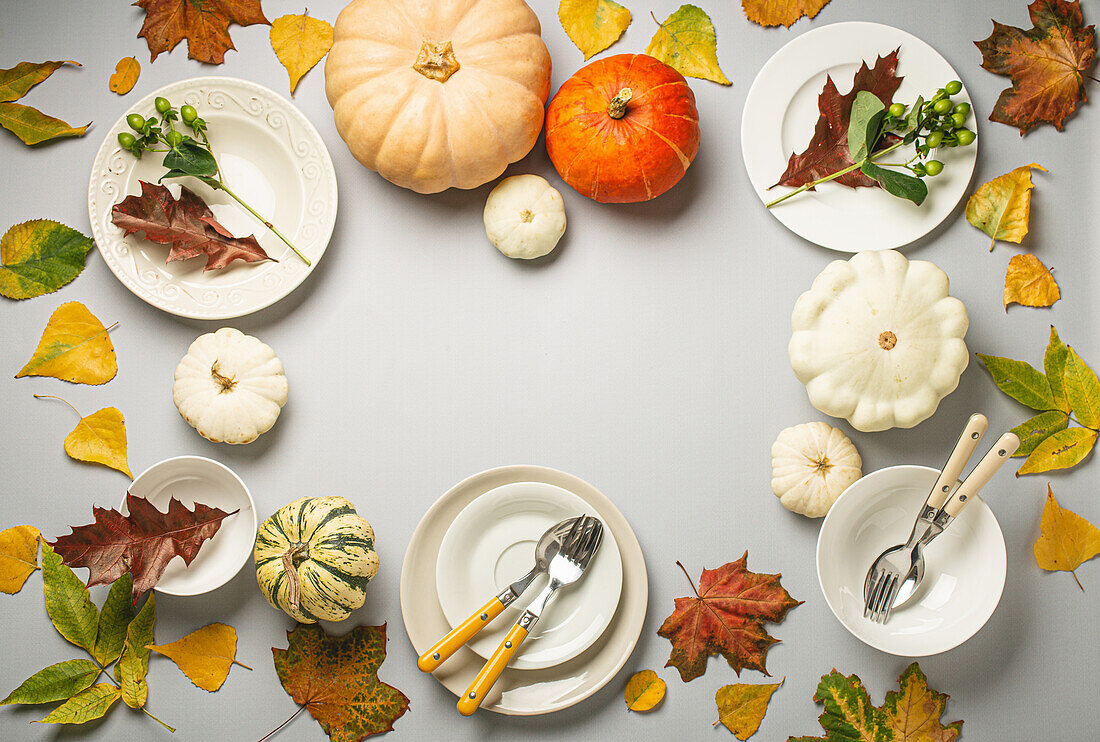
[173,328,288,444]
[789,250,969,432]
[771,422,862,517]
[484,174,566,259]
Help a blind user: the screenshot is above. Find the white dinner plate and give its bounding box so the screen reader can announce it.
[124,455,257,596]
[742,22,978,252]
[817,465,1006,656]
[401,465,647,715]
[435,481,623,670]
[88,77,337,319]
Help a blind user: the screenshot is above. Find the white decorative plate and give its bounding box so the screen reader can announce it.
[435,481,623,670]
[88,77,337,319]
[742,22,978,252]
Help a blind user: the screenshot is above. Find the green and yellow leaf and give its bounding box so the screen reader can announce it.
[41,543,98,653]
[1064,348,1100,429]
[977,353,1056,411]
[15,301,117,384]
[0,101,88,146]
[0,524,40,594]
[1045,326,1071,413]
[559,0,632,60]
[93,574,135,667]
[646,4,731,86]
[1034,485,1100,590]
[714,680,781,739]
[0,220,93,300]
[1018,427,1097,475]
[624,669,666,712]
[118,593,155,709]
[1,659,99,705]
[965,163,1046,250]
[1011,410,1070,457]
[35,684,120,725]
[0,61,78,103]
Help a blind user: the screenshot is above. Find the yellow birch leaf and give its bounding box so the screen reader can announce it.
[35,395,131,477]
[624,669,666,711]
[148,622,248,692]
[965,163,1046,251]
[646,5,731,86]
[108,57,140,95]
[1034,486,1100,590]
[559,0,632,60]
[15,301,117,384]
[742,0,831,28]
[1003,254,1060,309]
[1017,427,1097,475]
[270,11,334,94]
[714,680,782,739]
[0,525,40,594]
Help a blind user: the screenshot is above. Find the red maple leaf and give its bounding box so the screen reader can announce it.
[975,0,1097,134]
[111,180,272,271]
[657,554,801,682]
[774,49,903,190]
[49,493,237,600]
[135,0,269,65]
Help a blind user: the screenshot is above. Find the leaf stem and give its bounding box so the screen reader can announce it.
[765,140,905,208]
[1072,569,1084,591]
[142,706,177,733]
[212,182,311,266]
[233,659,253,671]
[675,561,701,598]
[256,706,305,742]
[33,394,82,418]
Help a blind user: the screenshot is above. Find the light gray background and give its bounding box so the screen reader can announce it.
[1,1,1098,740]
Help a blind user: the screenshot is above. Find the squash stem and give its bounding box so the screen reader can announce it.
[281,543,309,611]
[607,88,633,120]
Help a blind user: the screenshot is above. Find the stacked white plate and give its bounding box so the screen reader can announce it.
[400,466,647,715]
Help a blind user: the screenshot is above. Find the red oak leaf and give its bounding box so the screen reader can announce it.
[49,493,237,600]
[111,180,272,271]
[975,0,1097,134]
[135,0,269,65]
[657,554,801,682]
[774,49,903,189]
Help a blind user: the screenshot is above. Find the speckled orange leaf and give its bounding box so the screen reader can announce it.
[1004,254,1060,309]
[149,623,247,691]
[108,57,140,95]
[0,525,40,594]
[966,164,1046,250]
[272,623,409,741]
[1034,486,1100,590]
[975,0,1096,134]
[624,669,666,711]
[657,555,801,682]
[742,0,830,28]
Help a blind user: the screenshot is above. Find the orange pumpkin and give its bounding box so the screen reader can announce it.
[545,54,700,203]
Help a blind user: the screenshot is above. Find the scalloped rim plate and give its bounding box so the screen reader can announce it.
[88,76,337,319]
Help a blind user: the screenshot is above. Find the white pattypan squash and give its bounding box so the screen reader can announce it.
[771,422,862,517]
[484,175,566,259]
[173,328,288,444]
[789,250,969,432]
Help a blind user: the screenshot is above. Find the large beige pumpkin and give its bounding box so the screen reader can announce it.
[325,0,552,194]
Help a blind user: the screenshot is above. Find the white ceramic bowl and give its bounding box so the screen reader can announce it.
[817,465,1006,656]
[124,455,257,596]
[435,481,623,670]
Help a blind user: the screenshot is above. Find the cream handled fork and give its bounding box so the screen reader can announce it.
[457,515,603,715]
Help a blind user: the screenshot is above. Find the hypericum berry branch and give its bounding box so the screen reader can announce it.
[118,97,309,266]
[766,80,976,209]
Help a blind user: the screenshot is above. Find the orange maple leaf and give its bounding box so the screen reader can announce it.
[135,0,269,65]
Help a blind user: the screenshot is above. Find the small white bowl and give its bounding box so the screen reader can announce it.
[817,465,1006,656]
[124,455,257,596]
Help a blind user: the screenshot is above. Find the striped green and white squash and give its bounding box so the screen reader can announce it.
[254,496,378,623]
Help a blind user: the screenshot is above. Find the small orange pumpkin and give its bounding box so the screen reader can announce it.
[545,54,700,203]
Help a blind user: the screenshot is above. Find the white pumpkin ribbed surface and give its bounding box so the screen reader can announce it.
[771,421,862,517]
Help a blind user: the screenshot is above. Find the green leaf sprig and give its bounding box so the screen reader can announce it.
[767,82,977,208]
[978,326,1100,475]
[1,544,174,731]
[118,97,310,266]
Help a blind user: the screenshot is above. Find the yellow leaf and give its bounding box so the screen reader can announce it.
[714,680,782,739]
[108,57,140,95]
[148,622,248,692]
[646,5,731,86]
[1003,254,1060,309]
[35,395,131,477]
[15,301,117,384]
[1018,427,1097,475]
[0,525,40,594]
[559,0,632,60]
[270,11,334,94]
[1034,486,1100,590]
[624,669,666,712]
[742,0,831,28]
[1064,348,1100,429]
[965,163,1046,251]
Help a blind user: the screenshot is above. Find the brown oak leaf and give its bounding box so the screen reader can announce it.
[111,181,272,271]
[49,493,237,600]
[975,0,1097,134]
[774,50,903,189]
[135,0,269,65]
[272,623,410,741]
[657,554,801,683]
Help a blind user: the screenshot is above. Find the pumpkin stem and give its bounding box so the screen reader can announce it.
[210,361,238,393]
[607,88,633,119]
[878,331,898,350]
[281,542,310,611]
[519,208,534,223]
[413,40,460,83]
